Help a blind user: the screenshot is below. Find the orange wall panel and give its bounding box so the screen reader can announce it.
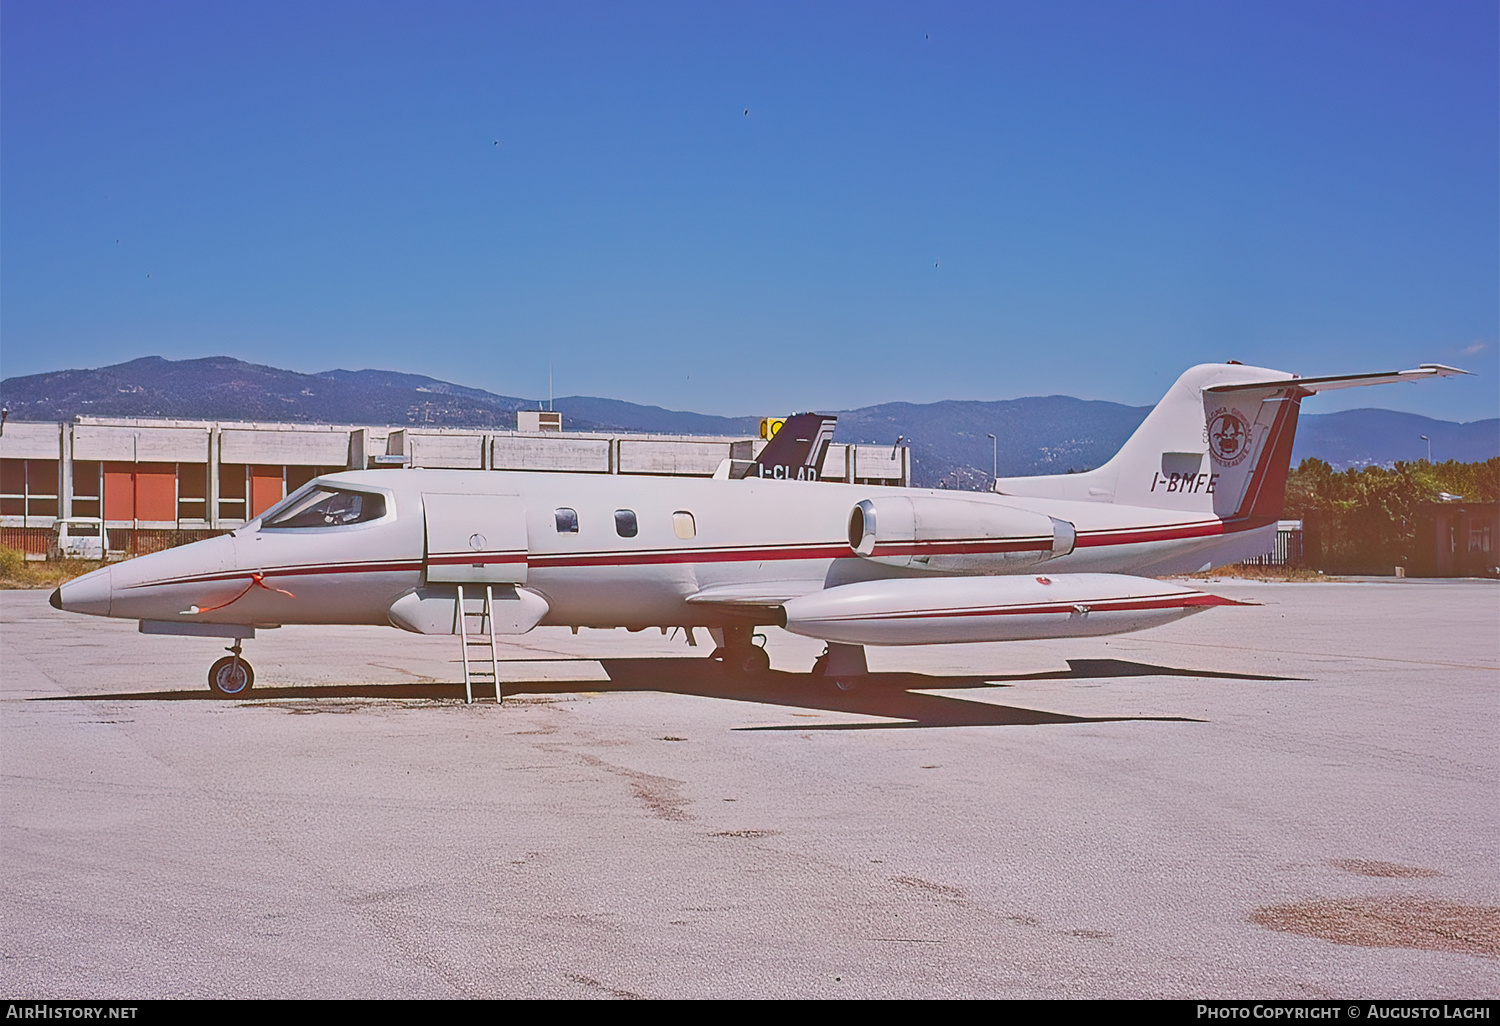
[134,463,177,522]
[250,466,284,517]
[103,463,135,521]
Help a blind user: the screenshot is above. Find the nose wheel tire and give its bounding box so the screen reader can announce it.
[208,656,254,696]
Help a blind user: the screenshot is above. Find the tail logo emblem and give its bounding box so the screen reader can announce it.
[1207,408,1251,466]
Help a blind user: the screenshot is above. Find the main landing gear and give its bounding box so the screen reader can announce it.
[708,625,772,676]
[208,639,254,697]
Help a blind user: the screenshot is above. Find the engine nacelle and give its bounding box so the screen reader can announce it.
[847,495,1075,573]
[782,573,1238,646]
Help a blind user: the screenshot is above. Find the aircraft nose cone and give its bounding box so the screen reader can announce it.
[49,588,62,610]
[55,566,113,617]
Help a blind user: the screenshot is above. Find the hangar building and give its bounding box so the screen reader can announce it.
[1,416,910,557]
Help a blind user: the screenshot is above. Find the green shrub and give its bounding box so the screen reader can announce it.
[0,547,27,578]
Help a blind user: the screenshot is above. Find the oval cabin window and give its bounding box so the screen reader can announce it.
[614,509,638,538]
[554,507,579,533]
[672,511,696,540]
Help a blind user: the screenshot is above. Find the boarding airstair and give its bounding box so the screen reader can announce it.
[455,584,502,705]
[423,492,530,706]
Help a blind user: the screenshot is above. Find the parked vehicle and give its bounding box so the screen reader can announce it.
[48,518,108,561]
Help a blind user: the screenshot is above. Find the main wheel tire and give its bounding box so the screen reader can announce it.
[208,656,254,696]
[734,645,772,676]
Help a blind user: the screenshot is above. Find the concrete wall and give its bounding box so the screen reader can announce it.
[3,417,909,537]
[0,422,62,460]
[492,435,612,473]
[850,445,908,484]
[618,439,735,476]
[220,426,351,465]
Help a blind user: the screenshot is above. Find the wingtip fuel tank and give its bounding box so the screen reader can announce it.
[782,573,1243,646]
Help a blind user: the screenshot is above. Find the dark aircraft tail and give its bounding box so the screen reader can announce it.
[731,412,837,481]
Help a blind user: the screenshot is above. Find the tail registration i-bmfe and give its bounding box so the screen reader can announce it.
[53,361,1466,697]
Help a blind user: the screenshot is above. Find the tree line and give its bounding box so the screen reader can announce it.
[1282,457,1499,572]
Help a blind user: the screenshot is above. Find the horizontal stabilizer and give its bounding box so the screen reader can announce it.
[1205,364,1468,395]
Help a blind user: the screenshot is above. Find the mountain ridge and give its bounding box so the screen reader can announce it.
[3,356,1494,486]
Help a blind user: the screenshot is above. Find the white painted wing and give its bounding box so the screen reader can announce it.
[684,580,827,609]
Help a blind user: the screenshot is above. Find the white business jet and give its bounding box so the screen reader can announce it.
[52,361,1465,697]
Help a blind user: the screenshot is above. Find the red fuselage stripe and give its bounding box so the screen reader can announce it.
[427,552,527,566]
[127,517,1275,589]
[528,544,853,568]
[124,560,425,589]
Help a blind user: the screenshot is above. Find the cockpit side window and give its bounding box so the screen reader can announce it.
[262,488,386,529]
[254,481,320,525]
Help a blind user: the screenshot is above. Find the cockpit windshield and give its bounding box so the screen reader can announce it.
[261,487,386,529]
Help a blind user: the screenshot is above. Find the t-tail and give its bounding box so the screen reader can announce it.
[994,362,1468,523]
[723,412,838,481]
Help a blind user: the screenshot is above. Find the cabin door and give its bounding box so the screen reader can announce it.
[422,493,528,584]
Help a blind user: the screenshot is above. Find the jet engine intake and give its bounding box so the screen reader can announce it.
[847,496,1075,572]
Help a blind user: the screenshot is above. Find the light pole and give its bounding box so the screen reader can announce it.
[987,433,997,482]
[1420,435,1431,462]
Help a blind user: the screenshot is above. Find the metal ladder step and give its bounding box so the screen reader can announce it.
[455,584,502,705]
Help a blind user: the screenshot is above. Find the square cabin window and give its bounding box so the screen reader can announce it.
[555,507,579,533]
[614,509,638,538]
[672,511,696,539]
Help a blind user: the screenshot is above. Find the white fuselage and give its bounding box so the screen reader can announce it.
[60,469,1273,631]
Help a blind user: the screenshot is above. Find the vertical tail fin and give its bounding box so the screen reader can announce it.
[1099,368,1308,521]
[993,363,1304,521]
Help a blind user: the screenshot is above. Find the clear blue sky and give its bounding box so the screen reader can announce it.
[3,1,1496,421]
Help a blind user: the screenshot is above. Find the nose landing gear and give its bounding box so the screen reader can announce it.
[208,640,254,696]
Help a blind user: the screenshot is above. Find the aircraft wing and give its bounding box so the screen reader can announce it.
[1204,364,1469,395]
[684,580,827,610]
